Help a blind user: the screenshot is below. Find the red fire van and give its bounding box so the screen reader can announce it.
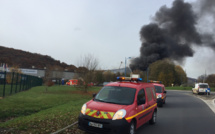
[78,76,157,134]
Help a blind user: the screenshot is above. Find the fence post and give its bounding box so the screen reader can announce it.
[10,72,15,95]
[3,71,6,97]
[26,75,28,90]
[19,74,22,92]
[22,75,26,91]
[29,76,32,89]
[26,75,29,90]
[15,73,19,93]
[22,75,25,90]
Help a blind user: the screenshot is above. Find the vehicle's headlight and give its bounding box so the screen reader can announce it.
[81,104,87,115]
[112,109,126,120]
[157,94,162,98]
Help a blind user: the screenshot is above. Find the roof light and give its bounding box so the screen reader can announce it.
[131,78,142,81]
[117,77,142,81]
[117,77,131,81]
[148,80,162,84]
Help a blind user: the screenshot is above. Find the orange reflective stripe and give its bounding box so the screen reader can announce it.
[100,114,104,119]
[106,113,112,119]
[125,103,157,120]
[85,109,91,115]
[91,111,97,117]
[85,108,115,119]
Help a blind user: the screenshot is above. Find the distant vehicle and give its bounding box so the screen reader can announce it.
[66,79,78,86]
[78,76,157,134]
[149,80,167,107]
[66,79,94,87]
[192,83,210,95]
[102,82,110,86]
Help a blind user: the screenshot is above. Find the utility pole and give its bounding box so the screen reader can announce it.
[203,69,206,83]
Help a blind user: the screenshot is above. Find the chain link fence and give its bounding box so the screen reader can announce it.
[0,71,43,98]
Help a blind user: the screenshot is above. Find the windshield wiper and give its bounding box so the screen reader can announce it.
[94,99,128,105]
[104,101,123,105]
[94,99,106,102]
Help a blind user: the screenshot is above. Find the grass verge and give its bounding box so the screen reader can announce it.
[165,86,192,90]
[0,85,101,134]
[166,86,215,91]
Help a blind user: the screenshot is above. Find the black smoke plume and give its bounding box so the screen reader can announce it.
[130,0,215,71]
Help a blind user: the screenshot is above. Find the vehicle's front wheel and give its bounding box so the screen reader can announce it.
[149,111,157,124]
[158,102,163,107]
[129,120,136,134]
[163,99,166,104]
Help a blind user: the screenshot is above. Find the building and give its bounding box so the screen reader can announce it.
[0,66,76,80]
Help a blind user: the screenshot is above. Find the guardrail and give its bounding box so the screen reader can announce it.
[0,71,43,98]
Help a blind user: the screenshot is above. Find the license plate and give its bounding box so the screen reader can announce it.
[88,122,103,128]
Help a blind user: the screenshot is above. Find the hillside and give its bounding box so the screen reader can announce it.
[0,46,77,71]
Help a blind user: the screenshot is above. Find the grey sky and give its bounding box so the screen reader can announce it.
[0,0,214,78]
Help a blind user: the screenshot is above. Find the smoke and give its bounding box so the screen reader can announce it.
[195,0,215,49]
[130,0,215,71]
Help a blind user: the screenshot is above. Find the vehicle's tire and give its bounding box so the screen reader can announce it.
[149,111,157,124]
[158,102,163,107]
[163,99,166,104]
[128,120,136,134]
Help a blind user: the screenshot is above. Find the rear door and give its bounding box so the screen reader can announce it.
[136,89,148,128]
[145,87,156,122]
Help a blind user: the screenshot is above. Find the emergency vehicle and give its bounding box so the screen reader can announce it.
[149,81,167,107]
[78,75,157,134]
[192,83,210,95]
[66,79,78,86]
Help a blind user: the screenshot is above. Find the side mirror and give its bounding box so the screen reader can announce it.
[164,91,167,93]
[93,93,97,98]
[137,98,145,105]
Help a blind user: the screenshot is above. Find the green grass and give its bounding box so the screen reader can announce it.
[0,84,25,97]
[166,86,215,91]
[0,85,101,134]
[165,86,192,90]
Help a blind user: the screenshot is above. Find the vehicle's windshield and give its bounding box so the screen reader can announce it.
[154,85,162,93]
[199,85,208,88]
[94,86,136,105]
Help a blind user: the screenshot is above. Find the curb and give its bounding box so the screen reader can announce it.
[197,98,215,114]
[168,90,215,114]
[51,121,78,134]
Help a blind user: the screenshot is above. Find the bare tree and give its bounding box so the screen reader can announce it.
[78,54,99,71]
[44,65,55,92]
[76,54,99,92]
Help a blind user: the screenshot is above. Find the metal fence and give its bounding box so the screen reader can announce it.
[0,71,43,98]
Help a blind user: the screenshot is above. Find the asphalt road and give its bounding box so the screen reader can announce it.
[136,90,215,134]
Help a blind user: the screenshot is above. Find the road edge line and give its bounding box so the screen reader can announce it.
[198,98,215,114]
[51,121,78,134]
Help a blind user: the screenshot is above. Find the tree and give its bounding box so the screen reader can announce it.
[76,54,99,92]
[175,65,187,85]
[149,59,176,86]
[197,74,207,83]
[206,74,215,87]
[132,69,147,82]
[103,71,116,82]
[148,59,187,86]
[93,70,104,85]
[44,65,55,92]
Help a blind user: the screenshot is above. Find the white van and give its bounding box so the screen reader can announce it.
[192,83,210,95]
